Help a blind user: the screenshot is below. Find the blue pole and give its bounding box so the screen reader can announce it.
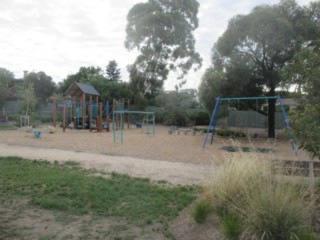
[203,97,221,149]
[277,95,298,156]
[210,99,221,145]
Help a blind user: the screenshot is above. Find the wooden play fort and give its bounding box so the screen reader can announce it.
[52,82,110,132]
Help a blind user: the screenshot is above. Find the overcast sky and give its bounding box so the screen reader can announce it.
[0,0,313,91]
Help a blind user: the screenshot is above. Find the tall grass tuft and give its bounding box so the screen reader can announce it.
[191,198,212,223]
[196,149,317,239]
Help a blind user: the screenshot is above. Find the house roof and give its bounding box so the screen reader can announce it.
[64,82,100,97]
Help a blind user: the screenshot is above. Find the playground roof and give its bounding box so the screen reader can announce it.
[65,82,100,97]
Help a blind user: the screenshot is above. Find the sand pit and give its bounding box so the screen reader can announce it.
[0,125,307,162]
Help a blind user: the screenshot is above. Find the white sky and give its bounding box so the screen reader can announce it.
[0,0,313,91]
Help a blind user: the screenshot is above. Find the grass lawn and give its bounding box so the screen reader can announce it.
[0,157,199,239]
[0,124,17,130]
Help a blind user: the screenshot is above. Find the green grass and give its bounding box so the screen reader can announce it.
[191,198,212,223]
[0,124,17,130]
[0,157,199,239]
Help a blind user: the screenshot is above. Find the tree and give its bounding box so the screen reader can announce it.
[18,82,37,117]
[88,75,132,104]
[155,91,198,125]
[125,0,202,96]
[0,67,14,110]
[58,66,103,94]
[106,60,121,82]
[198,67,223,111]
[203,0,318,138]
[282,44,320,103]
[58,66,133,104]
[289,104,319,210]
[25,71,56,107]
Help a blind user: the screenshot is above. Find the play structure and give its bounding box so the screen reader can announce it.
[50,82,155,142]
[112,99,155,144]
[203,95,298,155]
[52,82,110,132]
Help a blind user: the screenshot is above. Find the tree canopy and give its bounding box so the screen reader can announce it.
[106,60,121,82]
[199,0,319,138]
[25,71,56,107]
[58,66,132,104]
[0,67,14,109]
[125,0,202,97]
[58,66,103,94]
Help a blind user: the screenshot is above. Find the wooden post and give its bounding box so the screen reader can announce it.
[82,93,85,129]
[73,97,76,129]
[98,102,103,132]
[89,96,92,131]
[52,100,57,127]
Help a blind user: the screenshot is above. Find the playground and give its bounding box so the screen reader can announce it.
[0,124,309,166]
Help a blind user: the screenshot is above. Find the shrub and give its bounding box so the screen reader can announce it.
[191,198,212,223]
[196,152,317,239]
[220,211,242,239]
[241,179,313,239]
[216,129,246,138]
[7,114,20,122]
[0,124,17,130]
[188,111,210,125]
[193,127,246,138]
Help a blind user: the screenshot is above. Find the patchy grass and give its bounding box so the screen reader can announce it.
[222,145,272,153]
[0,124,17,130]
[0,157,199,239]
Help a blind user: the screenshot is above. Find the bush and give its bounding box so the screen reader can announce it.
[162,111,188,126]
[188,111,210,125]
[30,112,53,124]
[0,124,17,130]
[195,152,317,239]
[220,211,242,239]
[216,129,246,137]
[7,114,20,122]
[193,127,246,138]
[191,198,212,223]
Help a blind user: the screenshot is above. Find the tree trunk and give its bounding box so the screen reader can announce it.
[268,97,276,138]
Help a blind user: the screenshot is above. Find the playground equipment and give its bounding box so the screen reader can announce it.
[20,115,30,127]
[112,98,131,130]
[52,82,110,132]
[112,108,155,144]
[203,95,298,155]
[51,82,154,141]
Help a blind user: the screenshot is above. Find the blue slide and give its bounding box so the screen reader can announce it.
[129,113,142,128]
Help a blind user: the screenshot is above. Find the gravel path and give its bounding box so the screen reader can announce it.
[0,143,216,185]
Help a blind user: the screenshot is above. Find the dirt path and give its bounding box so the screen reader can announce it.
[0,143,216,185]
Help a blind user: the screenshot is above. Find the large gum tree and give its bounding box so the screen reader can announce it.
[125,0,202,97]
[203,0,318,138]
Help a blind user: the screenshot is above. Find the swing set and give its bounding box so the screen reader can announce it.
[203,95,298,156]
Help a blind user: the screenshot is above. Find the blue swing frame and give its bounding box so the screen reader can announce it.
[202,95,298,156]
